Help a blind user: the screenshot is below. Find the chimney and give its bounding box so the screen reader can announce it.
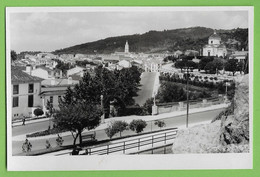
[68,77,72,85]
[26,65,32,75]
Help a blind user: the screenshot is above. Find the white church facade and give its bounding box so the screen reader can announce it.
[203,31,227,57]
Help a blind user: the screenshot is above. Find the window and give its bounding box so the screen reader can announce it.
[50,96,53,104]
[28,95,34,107]
[13,85,19,95]
[208,51,210,56]
[28,83,34,93]
[211,41,213,44]
[13,97,19,107]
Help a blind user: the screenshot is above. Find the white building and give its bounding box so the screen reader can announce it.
[144,58,162,72]
[118,59,132,68]
[40,78,79,112]
[230,49,248,62]
[203,31,227,57]
[11,66,43,119]
[67,66,85,77]
[25,65,62,79]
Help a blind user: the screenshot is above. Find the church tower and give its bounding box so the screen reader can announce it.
[125,40,129,53]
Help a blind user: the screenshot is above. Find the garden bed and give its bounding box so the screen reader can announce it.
[26,127,68,138]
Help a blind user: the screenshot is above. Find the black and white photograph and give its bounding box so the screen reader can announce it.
[6,6,253,171]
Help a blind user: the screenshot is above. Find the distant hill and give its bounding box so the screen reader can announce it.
[53,27,248,55]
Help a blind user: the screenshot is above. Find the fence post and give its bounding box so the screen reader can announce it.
[89,148,91,155]
[152,135,154,147]
[123,142,125,154]
[164,146,166,154]
[107,145,109,155]
[138,139,140,150]
[165,133,166,144]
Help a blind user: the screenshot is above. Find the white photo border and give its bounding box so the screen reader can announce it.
[6,6,254,171]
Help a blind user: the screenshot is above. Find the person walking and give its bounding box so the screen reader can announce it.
[22,116,26,126]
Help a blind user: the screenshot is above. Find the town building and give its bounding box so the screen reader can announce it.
[11,66,43,119]
[203,30,227,57]
[144,58,162,72]
[229,49,248,62]
[67,65,86,77]
[40,78,79,112]
[28,65,63,79]
[118,59,132,68]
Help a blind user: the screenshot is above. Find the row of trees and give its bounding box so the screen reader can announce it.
[173,56,247,76]
[54,66,142,146]
[199,57,247,75]
[105,119,166,139]
[160,74,235,99]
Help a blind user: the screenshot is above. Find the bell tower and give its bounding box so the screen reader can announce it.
[125,40,129,53]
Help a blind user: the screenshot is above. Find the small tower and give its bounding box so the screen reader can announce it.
[208,30,221,45]
[125,40,129,53]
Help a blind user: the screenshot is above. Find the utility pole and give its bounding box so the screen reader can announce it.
[186,66,189,128]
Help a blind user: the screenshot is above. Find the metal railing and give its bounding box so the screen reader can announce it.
[83,128,178,155]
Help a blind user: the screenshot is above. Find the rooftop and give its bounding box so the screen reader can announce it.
[11,66,43,84]
[209,31,221,40]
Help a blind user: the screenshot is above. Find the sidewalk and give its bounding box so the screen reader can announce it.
[12,117,53,127]
[13,102,229,141]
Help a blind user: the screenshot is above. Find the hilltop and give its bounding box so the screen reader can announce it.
[53,27,248,55]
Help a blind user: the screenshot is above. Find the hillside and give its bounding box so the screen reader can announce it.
[53,27,248,55]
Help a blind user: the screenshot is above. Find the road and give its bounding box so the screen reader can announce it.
[12,108,224,155]
[134,72,157,106]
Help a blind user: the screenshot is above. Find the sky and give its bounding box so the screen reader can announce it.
[9,10,248,53]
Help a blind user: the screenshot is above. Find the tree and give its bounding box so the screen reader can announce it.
[54,72,102,146]
[34,108,44,117]
[157,82,186,103]
[129,119,147,134]
[11,50,17,61]
[154,120,166,129]
[105,124,118,139]
[105,120,128,138]
[175,60,185,72]
[54,102,102,146]
[198,57,214,71]
[225,59,238,76]
[142,98,154,115]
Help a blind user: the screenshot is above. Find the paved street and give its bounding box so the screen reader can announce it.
[12,108,224,155]
[134,72,157,106]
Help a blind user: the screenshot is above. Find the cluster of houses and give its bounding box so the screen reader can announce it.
[11,30,248,120]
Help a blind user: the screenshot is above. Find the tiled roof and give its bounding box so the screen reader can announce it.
[11,66,43,84]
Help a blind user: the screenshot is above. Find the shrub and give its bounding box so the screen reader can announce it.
[105,121,129,138]
[154,120,166,129]
[34,108,44,117]
[129,119,147,134]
